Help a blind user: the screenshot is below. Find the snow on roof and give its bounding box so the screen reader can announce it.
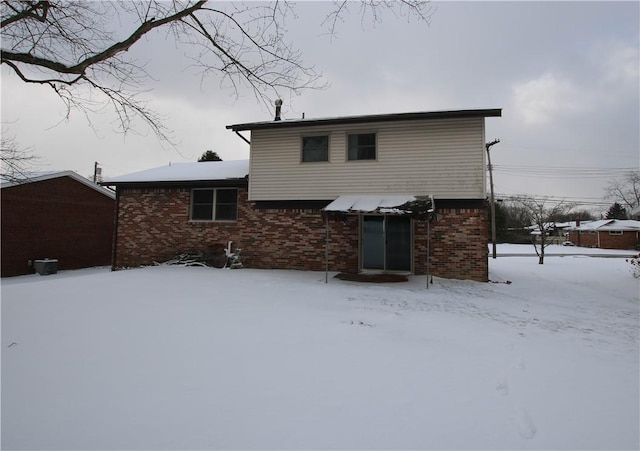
[102,160,250,185]
[0,170,115,199]
[323,195,419,213]
[570,219,640,231]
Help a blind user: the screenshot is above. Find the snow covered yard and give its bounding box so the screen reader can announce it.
[2,248,639,450]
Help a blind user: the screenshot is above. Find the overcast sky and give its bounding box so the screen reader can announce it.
[2,1,638,213]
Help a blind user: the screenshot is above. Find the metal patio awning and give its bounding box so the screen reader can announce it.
[322,194,434,219]
[321,194,436,285]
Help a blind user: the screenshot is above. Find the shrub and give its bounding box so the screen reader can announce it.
[626,253,640,278]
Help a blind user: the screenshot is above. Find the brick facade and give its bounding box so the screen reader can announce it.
[569,230,639,250]
[115,186,488,281]
[1,176,115,277]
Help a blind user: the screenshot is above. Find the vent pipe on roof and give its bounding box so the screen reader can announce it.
[274,99,282,121]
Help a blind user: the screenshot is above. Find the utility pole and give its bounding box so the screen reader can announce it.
[485,139,500,259]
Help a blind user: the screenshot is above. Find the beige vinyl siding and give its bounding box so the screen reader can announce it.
[248,117,486,201]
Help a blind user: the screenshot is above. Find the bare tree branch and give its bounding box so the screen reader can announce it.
[515,196,574,264]
[0,130,42,183]
[605,171,640,210]
[1,0,432,143]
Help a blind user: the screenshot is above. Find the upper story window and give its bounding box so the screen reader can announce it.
[348,132,376,160]
[191,188,238,221]
[301,135,329,162]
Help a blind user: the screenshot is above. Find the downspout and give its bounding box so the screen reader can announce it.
[111,187,120,271]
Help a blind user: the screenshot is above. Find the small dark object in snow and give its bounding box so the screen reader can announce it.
[489,279,512,284]
[350,321,373,327]
[8,342,17,347]
[335,273,408,283]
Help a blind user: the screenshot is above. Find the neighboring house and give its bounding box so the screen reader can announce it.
[103,108,502,281]
[567,219,640,250]
[1,171,116,277]
[631,205,640,220]
[527,221,578,244]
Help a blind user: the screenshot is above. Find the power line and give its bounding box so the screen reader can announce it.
[492,165,636,179]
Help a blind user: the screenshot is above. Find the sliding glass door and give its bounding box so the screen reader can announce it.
[361,215,411,271]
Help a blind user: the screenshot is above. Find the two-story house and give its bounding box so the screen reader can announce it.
[103,107,501,281]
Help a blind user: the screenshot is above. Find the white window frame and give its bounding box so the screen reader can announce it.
[608,230,623,235]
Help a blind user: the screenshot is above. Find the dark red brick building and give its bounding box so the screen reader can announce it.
[567,219,640,250]
[1,172,115,277]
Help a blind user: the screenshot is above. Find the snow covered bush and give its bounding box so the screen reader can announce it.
[626,253,640,278]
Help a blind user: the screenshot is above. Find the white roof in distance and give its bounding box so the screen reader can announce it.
[569,219,640,231]
[103,160,250,184]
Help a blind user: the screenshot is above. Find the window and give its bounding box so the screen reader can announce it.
[609,230,623,235]
[302,135,329,162]
[191,188,237,221]
[348,133,376,160]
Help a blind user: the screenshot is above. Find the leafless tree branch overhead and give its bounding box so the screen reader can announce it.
[1,0,432,141]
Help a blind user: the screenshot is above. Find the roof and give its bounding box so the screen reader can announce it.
[569,219,640,232]
[102,160,250,185]
[1,171,115,199]
[227,108,502,132]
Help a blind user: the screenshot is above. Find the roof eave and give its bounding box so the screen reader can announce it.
[227,108,502,132]
[101,177,248,188]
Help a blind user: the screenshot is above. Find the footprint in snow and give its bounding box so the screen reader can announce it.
[516,408,537,439]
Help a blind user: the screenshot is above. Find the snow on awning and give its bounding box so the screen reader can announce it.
[323,195,434,218]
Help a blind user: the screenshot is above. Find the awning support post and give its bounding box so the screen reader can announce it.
[426,216,430,289]
[324,214,329,283]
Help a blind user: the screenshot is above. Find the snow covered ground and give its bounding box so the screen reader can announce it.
[2,245,639,450]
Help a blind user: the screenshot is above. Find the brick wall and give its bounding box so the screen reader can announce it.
[1,177,115,276]
[569,230,638,250]
[597,231,638,250]
[415,206,489,281]
[115,187,488,281]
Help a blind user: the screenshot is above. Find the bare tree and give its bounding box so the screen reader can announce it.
[605,171,640,211]
[516,196,574,264]
[1,1,433,142]
[0,131,40,183]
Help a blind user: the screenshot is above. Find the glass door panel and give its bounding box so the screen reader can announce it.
[362,216,384,269]
[386,216,412,271]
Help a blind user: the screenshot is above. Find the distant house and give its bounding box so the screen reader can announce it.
[103,108,502,281]
[567,219,640,250]
[630,205,640,220]
[1,172,116,277]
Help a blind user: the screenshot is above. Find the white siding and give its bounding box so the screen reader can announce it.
[248,117,486,201]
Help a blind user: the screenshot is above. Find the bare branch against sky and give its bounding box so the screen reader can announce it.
[0,1,637,214]
[1,0,432,143]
